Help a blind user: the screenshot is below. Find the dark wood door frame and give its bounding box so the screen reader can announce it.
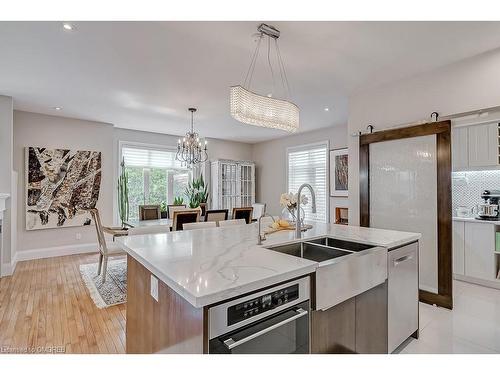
[359,121,453,309]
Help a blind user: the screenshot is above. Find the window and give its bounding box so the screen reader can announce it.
[287,142,328,223]
[121,144,190,219]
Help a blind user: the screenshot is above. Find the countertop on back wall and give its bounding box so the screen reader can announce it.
[453,216,500,224]
[117,222,420,308]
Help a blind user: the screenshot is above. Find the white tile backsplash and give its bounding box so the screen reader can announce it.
[452,170,500,213]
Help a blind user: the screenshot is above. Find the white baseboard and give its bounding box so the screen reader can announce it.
[1,259,16,277]
[454,274,500,290]
[15,243,98,262]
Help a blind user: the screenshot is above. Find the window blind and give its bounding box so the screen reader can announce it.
[287,143,328,223]
[122,146,185,169]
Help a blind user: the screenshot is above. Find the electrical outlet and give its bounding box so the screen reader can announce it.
[150,275,159,302]
[75,232,82,240]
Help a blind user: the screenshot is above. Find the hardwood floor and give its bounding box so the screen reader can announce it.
[0,253,126,354]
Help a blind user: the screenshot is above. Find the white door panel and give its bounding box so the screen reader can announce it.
[370,135,438,293]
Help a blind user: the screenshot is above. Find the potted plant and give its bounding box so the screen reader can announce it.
[173,196,184,205]
[160,201,168,219]
[117,158,129,229]
[185,174,209,216]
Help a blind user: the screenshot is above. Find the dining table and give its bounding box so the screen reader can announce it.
[125,218,173,228]
[103,218,173,241]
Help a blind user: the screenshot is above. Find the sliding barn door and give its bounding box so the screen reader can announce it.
[370,135,438,293]
[359,121,452,309]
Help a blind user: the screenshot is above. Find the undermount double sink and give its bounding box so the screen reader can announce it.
[266,237,374,263]
[266,236,388,311]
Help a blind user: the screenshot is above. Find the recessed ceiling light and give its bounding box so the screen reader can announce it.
[62,23,74,31]
[324,107,330,112]
[53,107,62,111]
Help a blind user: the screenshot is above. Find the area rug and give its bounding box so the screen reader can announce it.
[79,258,127,308]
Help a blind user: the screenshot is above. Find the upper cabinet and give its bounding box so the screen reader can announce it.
[468,123,499,168]
[452,122,500,171]
[452,126,468,170]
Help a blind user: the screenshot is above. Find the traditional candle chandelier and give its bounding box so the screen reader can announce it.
[176,108,208,167]
[230,23,299,133]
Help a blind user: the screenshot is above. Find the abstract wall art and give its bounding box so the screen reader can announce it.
[330,148,348,197]
[25,147,102,230]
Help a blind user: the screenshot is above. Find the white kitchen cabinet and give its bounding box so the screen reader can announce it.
[451,126,469,170]
[464,222,496,280]
[452,220,465,275]
[468,123,499,168]
[211,159,255,213]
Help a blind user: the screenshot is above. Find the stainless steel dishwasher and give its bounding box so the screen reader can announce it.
[388,241,419,353]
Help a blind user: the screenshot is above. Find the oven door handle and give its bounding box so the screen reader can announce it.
[222,308,308,350]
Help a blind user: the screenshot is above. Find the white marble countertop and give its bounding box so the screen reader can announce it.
[453,216,500,224]
[118,223,420,308]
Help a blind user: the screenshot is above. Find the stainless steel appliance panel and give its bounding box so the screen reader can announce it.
[208,277,310,339]
[388,242,419,353]
[209,301,310,354]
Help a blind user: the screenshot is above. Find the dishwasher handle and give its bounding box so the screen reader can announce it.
[393,254,414,266]
[223,308,308,350]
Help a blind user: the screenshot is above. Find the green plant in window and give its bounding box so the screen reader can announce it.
[160,201,167,213]
[117,158,129,228]
[173,196,184,205]
[185,174,209,208]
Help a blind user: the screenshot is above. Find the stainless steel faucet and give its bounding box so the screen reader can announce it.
[257,213,276,245]
[296,183,317,239]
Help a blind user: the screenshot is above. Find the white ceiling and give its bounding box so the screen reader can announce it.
[2,21,500,143]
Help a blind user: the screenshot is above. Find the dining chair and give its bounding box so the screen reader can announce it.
[199,202,207,217]
[204,209,229,224]
[252,203,267,220]
[232,207,254,224]
[183,221,217,230]
[89,208,127,282]
[218,219,247,227]
[172,209,200,231]
[139,204,161,220]
[335,207,349,225]
[167,204,186,219]
[127,225,171,235]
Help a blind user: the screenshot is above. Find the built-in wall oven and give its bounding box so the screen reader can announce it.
[208,277,310,354]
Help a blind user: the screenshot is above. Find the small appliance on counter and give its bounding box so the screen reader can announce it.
[476,190,500,221]
[456,206,473,218]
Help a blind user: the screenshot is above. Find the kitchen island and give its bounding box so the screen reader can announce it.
[118,223,420,354]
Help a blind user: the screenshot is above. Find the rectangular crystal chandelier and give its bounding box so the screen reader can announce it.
[230,85,299,133]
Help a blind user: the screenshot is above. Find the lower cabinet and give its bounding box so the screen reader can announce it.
[452,221,465,275]
[464,222,496,280]
[453,220,497,281]
[311,281,388,354]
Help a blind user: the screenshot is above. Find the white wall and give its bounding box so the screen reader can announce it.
[348,47,500,225]
[0,96,13,274]
[252,125,348,221]
[13,111,115,254]
[13,111,253,257]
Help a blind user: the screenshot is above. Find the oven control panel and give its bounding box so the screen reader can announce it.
[227,284,299,326]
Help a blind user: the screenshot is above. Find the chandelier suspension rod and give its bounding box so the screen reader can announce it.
[243,34,263,89]
[267,36,275,95]
[275,39,291,98]
[241,25,290,99]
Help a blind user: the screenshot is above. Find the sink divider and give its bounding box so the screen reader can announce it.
[302,240,356,254]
